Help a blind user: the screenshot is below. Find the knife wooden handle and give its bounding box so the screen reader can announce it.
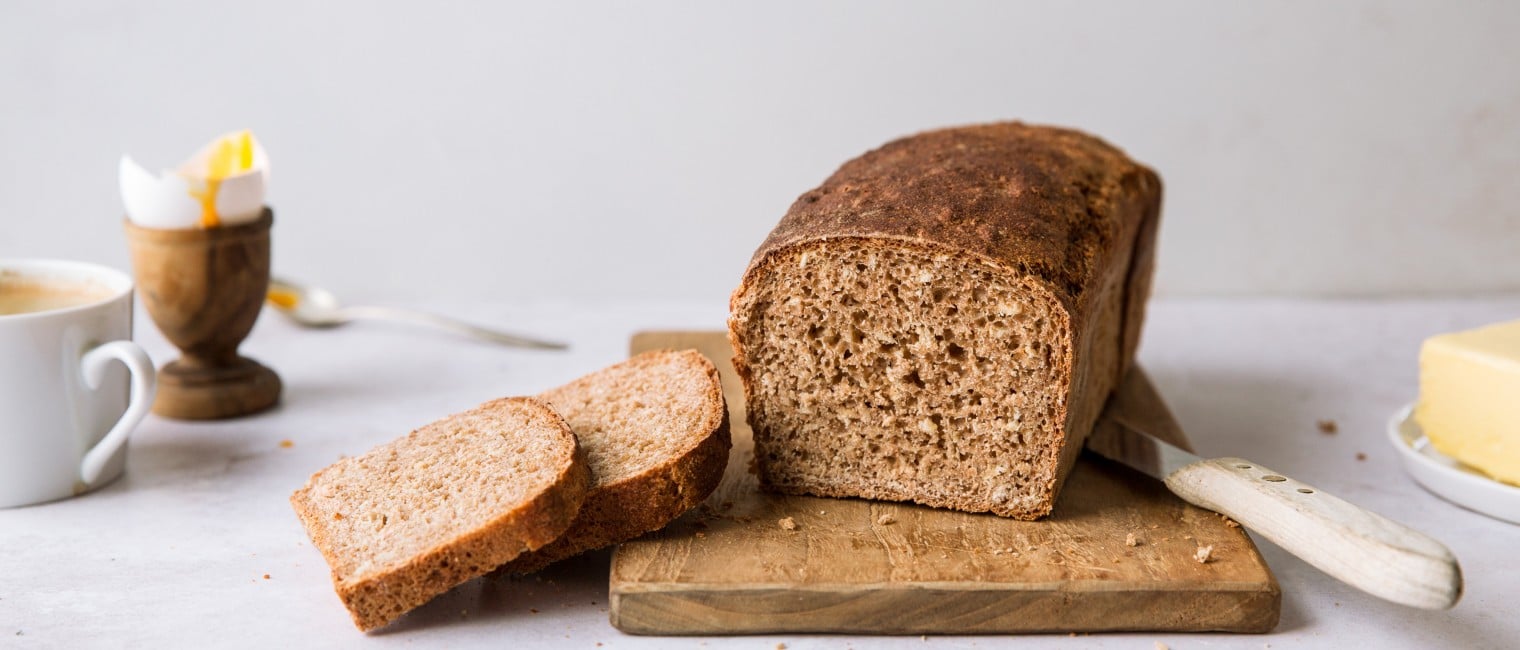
[1164,456,1462,610]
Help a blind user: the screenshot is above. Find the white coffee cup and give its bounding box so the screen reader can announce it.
[0,259,157,508]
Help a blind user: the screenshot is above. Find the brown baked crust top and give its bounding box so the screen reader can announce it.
[746,122,1161,306]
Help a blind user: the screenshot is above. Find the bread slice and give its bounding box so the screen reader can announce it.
[290,396,590,631]
[499,349,731,574]
[729,122,1161,520]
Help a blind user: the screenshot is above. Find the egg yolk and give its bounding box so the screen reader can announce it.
[188,130,256,227]
[266,288,300,309]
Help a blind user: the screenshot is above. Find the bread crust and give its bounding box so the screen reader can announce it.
[729,122,1161,519]
[290,397,590,631]
[739,122,1160,310]
[501,350,731,573]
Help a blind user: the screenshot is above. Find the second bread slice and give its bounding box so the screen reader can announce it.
[501,349,731,573]
[291,396,589,631]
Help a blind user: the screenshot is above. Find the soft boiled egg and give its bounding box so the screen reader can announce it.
[120,130,269,229]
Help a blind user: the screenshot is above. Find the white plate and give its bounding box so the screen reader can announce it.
[1388,402,1520,525]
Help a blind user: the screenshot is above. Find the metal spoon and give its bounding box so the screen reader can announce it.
[265,277,568,350]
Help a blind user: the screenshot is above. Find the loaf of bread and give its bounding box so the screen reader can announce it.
[728,122,1161,519]
[500,349,730,573]
[290,397,589,631]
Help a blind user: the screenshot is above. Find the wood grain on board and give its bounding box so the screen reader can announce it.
[610,331,1280,635]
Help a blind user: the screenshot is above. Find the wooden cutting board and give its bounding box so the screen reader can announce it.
[609,331,1280,635]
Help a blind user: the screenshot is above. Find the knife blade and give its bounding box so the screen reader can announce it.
[1085,416,1463,611]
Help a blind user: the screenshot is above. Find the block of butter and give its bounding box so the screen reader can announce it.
[1415,319,1520,486]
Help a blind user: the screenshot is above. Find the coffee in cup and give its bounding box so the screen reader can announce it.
[0,273,116,316]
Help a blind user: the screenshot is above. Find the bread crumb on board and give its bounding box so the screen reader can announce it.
[778,517,798,531]
[1195,545,1215,564]
[1317,419,1338,434]
[1155,642,1170,650]
[278,439,294,448]
[1356,452,1368,461]
[1125,532,1138,547]
[262,574,270,580]
[777,644,788,650]
[877,513,897,525]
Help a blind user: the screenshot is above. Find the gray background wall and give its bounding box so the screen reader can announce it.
[3,1,1517,302]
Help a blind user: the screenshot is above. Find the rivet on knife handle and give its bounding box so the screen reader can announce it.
[1164,457,1463,610]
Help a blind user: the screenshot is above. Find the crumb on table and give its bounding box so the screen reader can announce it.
[1356,452,1367,461]
[1155,642,1170,650]
[1317,419,1338,434]
[877,513,896,525]
[278,439,294,448]
[778,517,797,531]
[1125,532,1138,547]
[1195,544,1215,564]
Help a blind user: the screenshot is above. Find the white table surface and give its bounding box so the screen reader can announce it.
[2,296,1516,649]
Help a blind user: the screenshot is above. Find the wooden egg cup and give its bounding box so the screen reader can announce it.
[124,209,281,419]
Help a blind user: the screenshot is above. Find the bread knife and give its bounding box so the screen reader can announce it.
[1085,417,1463,610]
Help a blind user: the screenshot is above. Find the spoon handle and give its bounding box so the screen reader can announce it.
[338,305,568,350]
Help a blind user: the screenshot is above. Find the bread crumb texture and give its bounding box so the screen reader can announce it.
[541,350,724,485]
[778,517,798,531]
[735,240,1069,519]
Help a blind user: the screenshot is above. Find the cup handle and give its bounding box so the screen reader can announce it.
[78,341,158,485]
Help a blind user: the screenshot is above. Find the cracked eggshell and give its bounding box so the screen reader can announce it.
[119,132,270,229]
